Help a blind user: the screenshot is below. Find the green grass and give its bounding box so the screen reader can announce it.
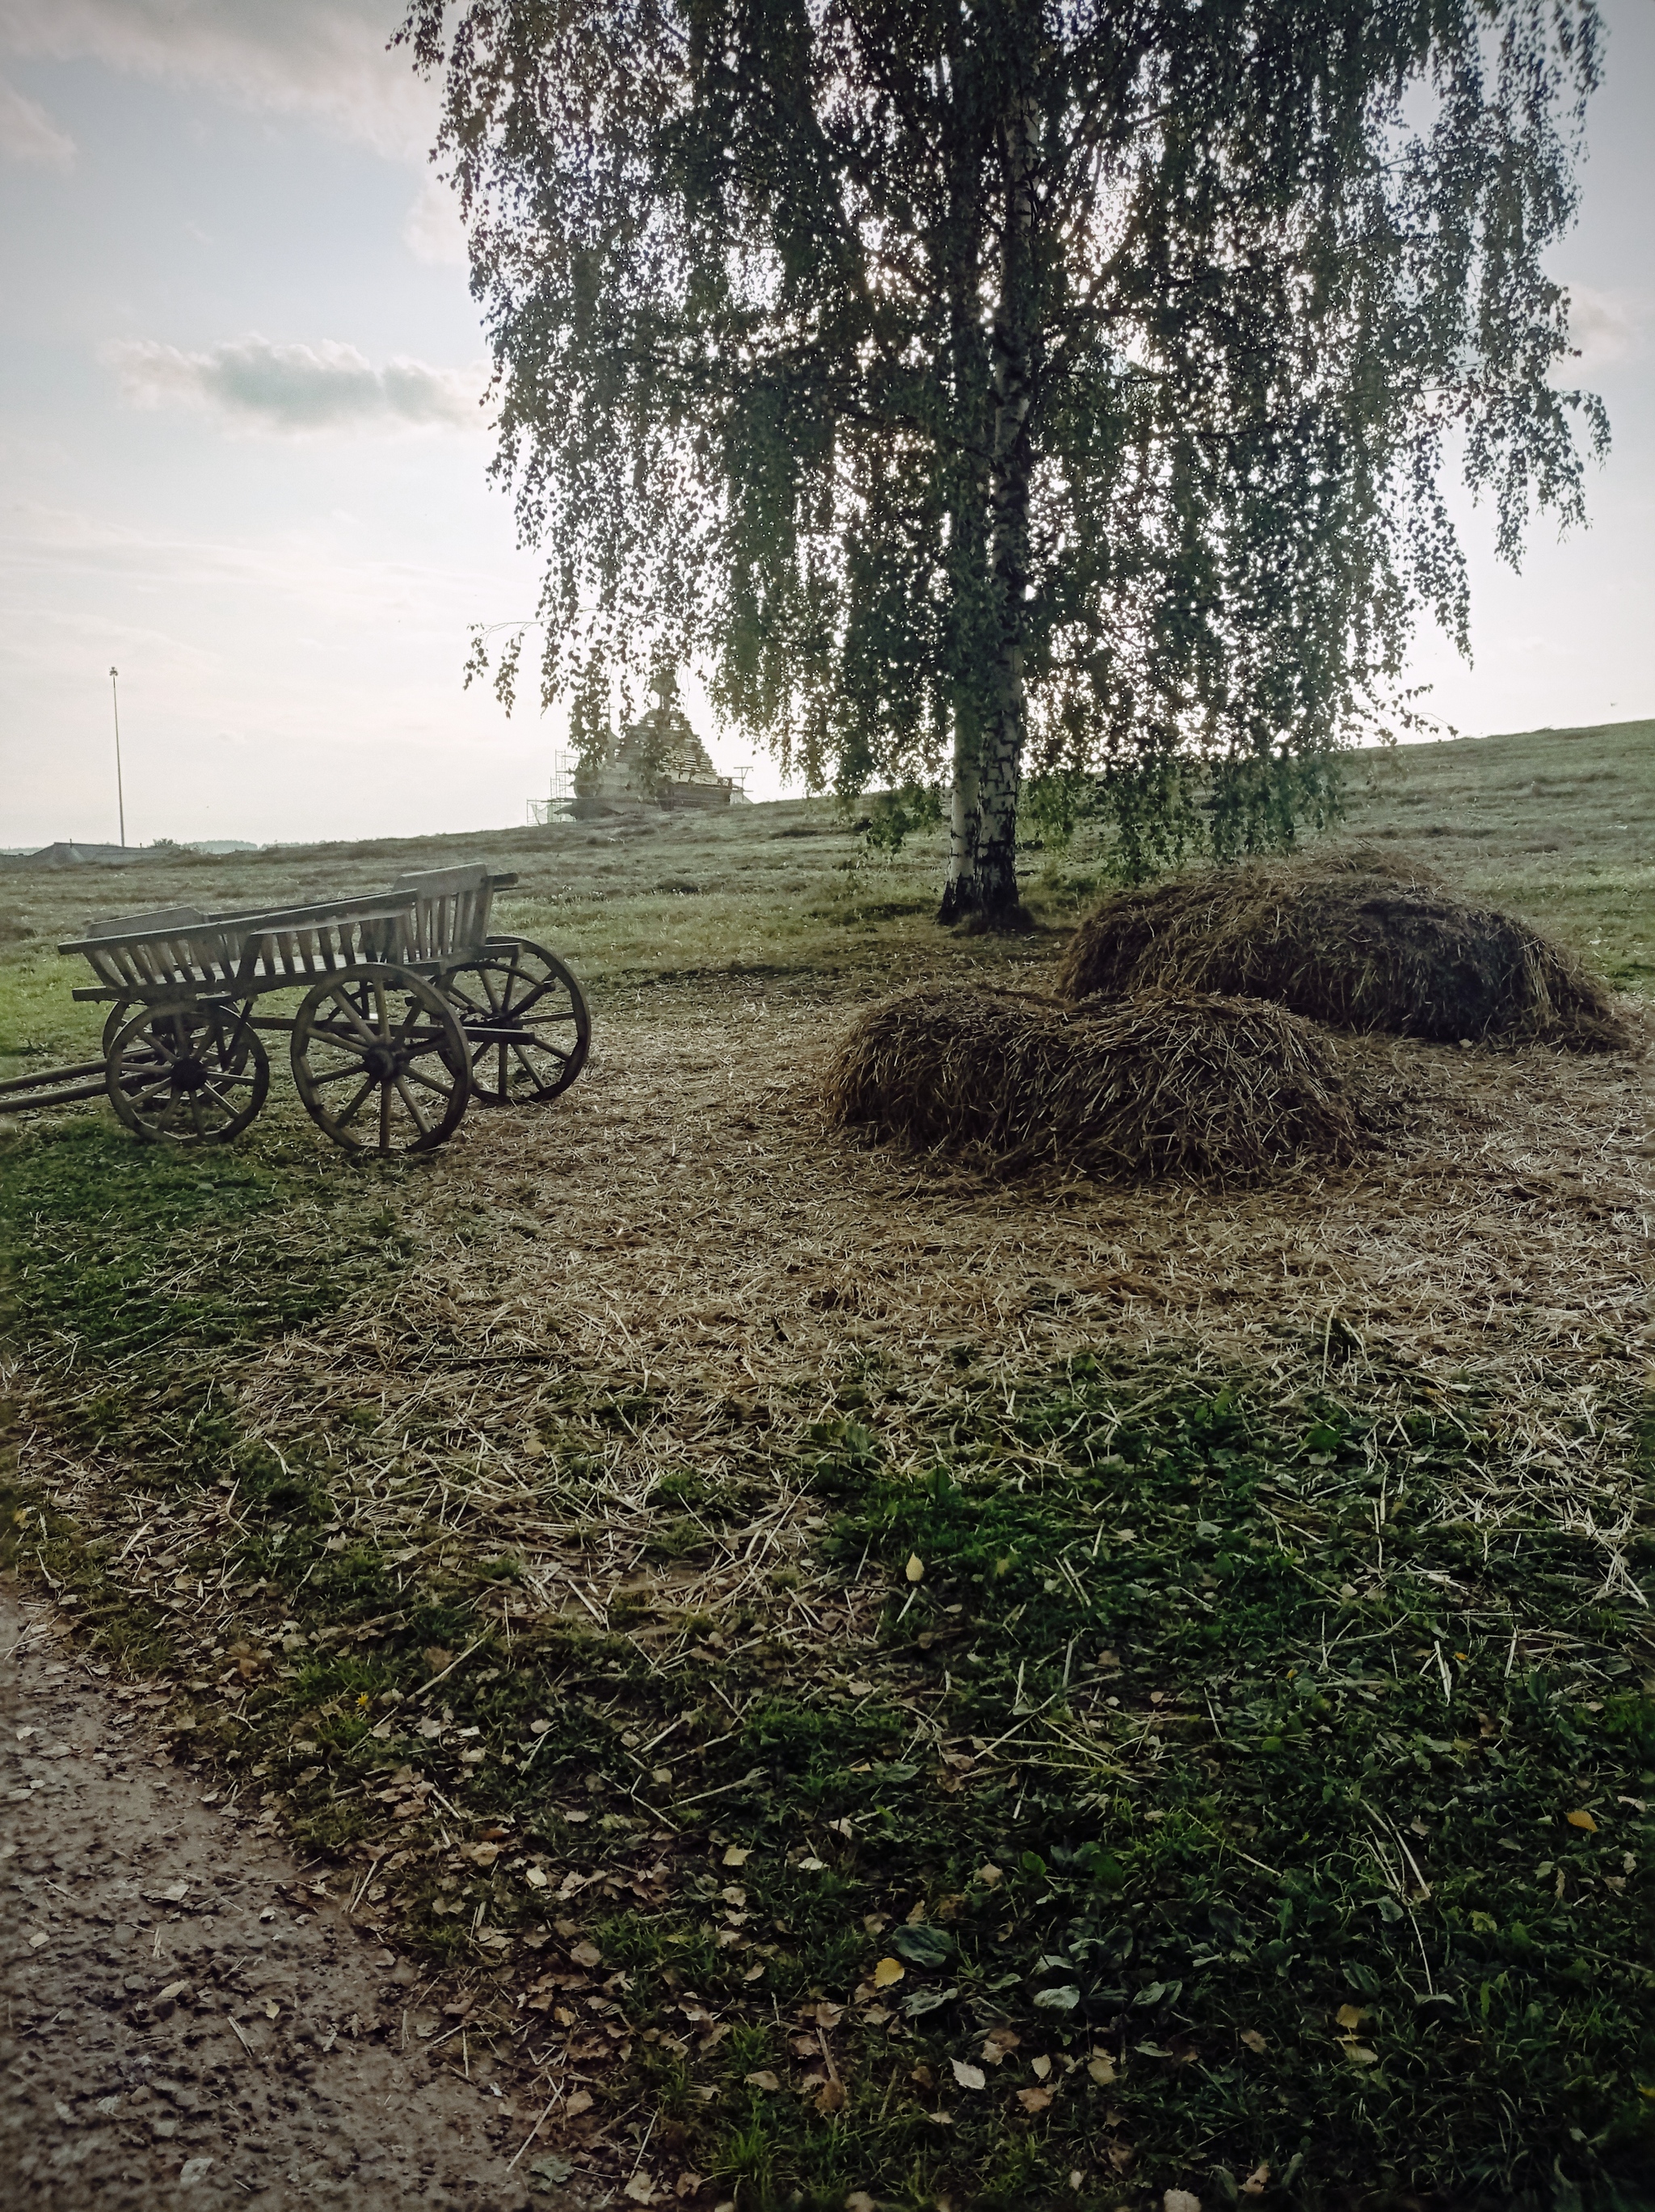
[3,1342,1651,2210]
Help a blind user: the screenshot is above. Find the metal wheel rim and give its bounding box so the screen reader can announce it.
[106,1004,270,1147]
[440,936,591,1105]
[290,963,471,1155]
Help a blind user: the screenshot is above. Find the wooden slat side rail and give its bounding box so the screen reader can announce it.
[84,906,208,938]
[204,890,418,931]
[235,906,413,987]
[60,919,241,995]
[390,867,495,962]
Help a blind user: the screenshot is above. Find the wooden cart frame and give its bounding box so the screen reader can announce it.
[1,864,590,1156]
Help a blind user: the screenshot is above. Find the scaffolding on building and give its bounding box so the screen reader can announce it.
[527,751,575,826]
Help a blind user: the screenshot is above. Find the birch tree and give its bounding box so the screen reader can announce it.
[402,0,1605,920]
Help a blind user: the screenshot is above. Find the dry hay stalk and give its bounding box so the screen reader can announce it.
[823,985,1360,1181]
[1052,845,1630,1051]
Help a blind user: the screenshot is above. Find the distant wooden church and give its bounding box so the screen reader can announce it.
[579,671,738,810]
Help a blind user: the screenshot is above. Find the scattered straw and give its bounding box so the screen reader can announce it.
[1052,846,1629,1051]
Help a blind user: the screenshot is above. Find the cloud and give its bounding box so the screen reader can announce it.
[0,70,74,166]
[0,0,436,163]
[403,171,468,267]
[107,334,488,434]
[1563,284,1640,372]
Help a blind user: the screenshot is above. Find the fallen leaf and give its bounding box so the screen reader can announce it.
[563,2090,593,2118]
[531,2157,576,2187]
[1238,2029,1267,2054]
[905,1553,924,1583]
[1030,2054,1051,2081]
[976,1862,1002,1888]
[1086,2052,1115,2087]
[950,2059,986,2091]
[1163,2193,1202,2212]
[1344,2045,1379,2066]
[263,2000,280,2021]
[570,1940,603,1968]
[844,2197,878,2212]
[815,2079,848,2113]
[1241,2162,1271,2197]
[158,1980,191,2004]
[722,1846,751,1867]
[743,2070,780,2093]
[872,1957,905,1988]
[981,2026,1021,2067]
[524,1866,549,1890]
[623,2175,656,2205]
[1566,1810,1598,1832]
[178,2157,214,2189]
[673,2176,701,2201]
[1016,2087,1054,2114]
[1335,2004,1364,2031]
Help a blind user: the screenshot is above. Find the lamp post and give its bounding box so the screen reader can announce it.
[109,666,126,848]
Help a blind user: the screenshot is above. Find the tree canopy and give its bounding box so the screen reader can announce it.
[402,0,1606,914]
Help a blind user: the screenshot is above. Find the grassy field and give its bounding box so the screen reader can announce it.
[2,719,1652,2212]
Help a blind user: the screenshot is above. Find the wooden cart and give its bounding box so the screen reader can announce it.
[0,864,589,1156]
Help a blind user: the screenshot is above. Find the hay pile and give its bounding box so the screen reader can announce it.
[824,986,1360,1181]
[1052,847,1628,1050]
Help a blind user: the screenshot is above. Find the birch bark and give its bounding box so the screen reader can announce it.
[973,79,1038,921]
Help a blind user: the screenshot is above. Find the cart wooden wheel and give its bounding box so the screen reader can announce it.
[102,999,134,1057]
[440,936,591,1105]
[290,963,470,1155]
[106,1003,270,1146]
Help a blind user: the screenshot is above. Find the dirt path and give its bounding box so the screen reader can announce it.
[0,1584,593,2211]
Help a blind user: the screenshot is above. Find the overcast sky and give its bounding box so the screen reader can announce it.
[1,0,1651,850]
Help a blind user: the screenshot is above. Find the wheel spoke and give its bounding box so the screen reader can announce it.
[378,1083,392,1154]
[502,975,554,1017]
[336,1077,376,1130]
[403,1063,454,1100]
[310,1058,371,1087]
[394,1074,432,1136]
[325,990,380,1047]
[503,1040,541,1087]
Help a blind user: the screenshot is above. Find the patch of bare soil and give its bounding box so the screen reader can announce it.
[0,1588,597,2212]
